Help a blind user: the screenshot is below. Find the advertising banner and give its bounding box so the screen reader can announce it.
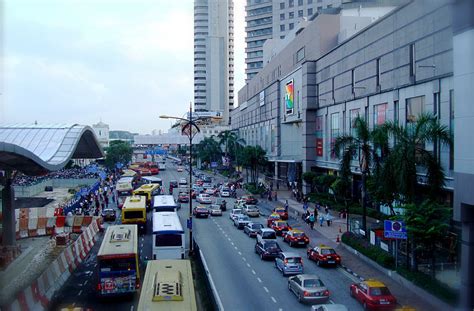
[285,79,294,115]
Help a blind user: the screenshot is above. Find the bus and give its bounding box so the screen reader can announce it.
[137,260,197,311]
[158,161,166,171]
[133,184,161,209]
[142,176,163,186]
[97,224,140,296]
[122,169,138,178]
[153,195,180,212]
[122,196,147,230]
[152,212,185,260]
[116,177,134,196]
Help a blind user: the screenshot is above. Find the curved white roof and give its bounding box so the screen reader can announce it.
[0,123,104,175]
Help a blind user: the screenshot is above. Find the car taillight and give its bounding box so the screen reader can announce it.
[97,283,102,291]
[284,259,288,264]
[136,282,140,289]
[303,291,311,297]
[323,290,330,296]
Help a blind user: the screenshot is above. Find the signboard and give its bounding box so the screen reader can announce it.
[384,220,407,239]
[285,79,294,115]
[259,91,265,106]
[187,219,192,229]
[380,241,389,252]
[211,162,218,168]
[316,138,324,156]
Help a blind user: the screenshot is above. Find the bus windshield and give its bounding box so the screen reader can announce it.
[124,211,144,219]
[155,234,182,247]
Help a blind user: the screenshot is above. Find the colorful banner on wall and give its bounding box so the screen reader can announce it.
[285,79,294,115]
[316,138,324,156]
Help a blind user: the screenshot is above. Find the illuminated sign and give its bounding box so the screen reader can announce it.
[285,79,294,115]
[316,138,323,156]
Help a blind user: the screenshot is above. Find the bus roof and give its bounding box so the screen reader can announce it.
[123,196,146,209]
[122,169,137,177]
[153,195,177,208]
[152,212,184,234]
[98,224,138,258]
[137,260,197,311]
[142,176,163,183]
[134,183,160,192]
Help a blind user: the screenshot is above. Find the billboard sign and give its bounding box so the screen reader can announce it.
[316,138,324,156]
[384,220,407,239]
[285,79,294,115]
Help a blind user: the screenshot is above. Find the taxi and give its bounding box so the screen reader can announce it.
[266,213,281,227]
[307,245,341,266]
[274,206,289,220]
[271,220,292,236]
[283,229,310,247]
[350,279,397,310]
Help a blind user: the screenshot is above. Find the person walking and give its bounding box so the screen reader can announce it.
[319,214,324,227]
[285,200,289,212]
[309,213,315,230]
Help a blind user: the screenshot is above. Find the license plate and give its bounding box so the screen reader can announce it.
[328,261,335,264]
[298,241,305,244]
[380,301,389,305]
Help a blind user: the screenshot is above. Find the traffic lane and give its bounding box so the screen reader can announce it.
[194,214,281,311]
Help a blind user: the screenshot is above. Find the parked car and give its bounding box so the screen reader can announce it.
[275,252,304,276]
[311,305,348,311]
[178,192,190,203]
[193,206,210,218]
[244,222,264,237]
[220,187,231,197]
[196,193,212,204]
[288,274,330,304]
[234,215,251,229]
[243,204,260,217]
[350,280,397,311]
[241,195,258,205]
[307,245,341,266]
[229,208,244,221]
[256,228,277,243]
[274,206,289,220]
[101,208,116,221]
[210,205,223,216]
[283,229,310,247]
[255,240,282,260]
[271,220,292,236]
[267,213,281,227]
[214,198,227,211]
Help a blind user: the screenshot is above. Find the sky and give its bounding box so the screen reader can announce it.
[0,0,246,134]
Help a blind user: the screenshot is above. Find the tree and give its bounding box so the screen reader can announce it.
[104,140,133,169]
[382,113,452,202]
[402,200,451,276]
[302,172,317,192]
[195,136,221,166]
[240,145,267,184]
[217,130,246,166]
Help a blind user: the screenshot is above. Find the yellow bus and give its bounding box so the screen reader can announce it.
[137,260,197,311]
[122,195,147,230]
[133,183,161,209]
[122,169,138,178]
[97,224,140,296]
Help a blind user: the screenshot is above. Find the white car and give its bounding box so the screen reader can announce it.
[179,178,187,186]
[243,204,260,217]
[210,205,223,216]
[202,182,212,189]
[311,304,348,311]
[196,193,212,204]
[229,208,244,221]
[234,199,246,209]
[220,187,230,197]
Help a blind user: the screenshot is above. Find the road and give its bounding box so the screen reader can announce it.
[49,161,363,310]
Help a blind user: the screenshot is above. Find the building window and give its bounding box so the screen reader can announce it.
[298,0,303,5]
[308,8,313,15]
[296,47,305,62]
[350,109,360,136]
[406,96,424,124]
[308,0,313,3]
[376,58,381,89]
[374,103,388,126]
[280,24,285,32]
[394,100,399,125]
[298,10,303,17]
[280,13,285,20]
[289,12,294,19]
[449,90,454,170]
[289,23,294,30]
[409,43,416,78]
[330,112,340,159]
[280,35,285,39]
[280,2,285,9]
[289,0,294,8]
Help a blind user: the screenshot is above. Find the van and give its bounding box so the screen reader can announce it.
[256,228,277,243]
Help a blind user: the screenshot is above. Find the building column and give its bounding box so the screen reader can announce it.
[2,171,16,246]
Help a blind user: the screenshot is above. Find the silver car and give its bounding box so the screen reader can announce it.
[288,274,330,304]
[210,205,222,216]
[243,204,260,217]
[234,215,251,229]
[229,208,244,221]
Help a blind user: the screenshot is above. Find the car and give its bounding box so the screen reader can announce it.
[255,240,282,260]
[204,188,216,196]
[177,166,184,172]
[311,305,348,311]
[229,208,244,221]
[234,215,251,229]
[275,252,304,276]
[283,229,310,247]
[202,182,212,189]
[274,206,289,220]
[214,198,227,211]
[195,179,204,186]
[234,199,246,209]
[350,280,397,311]
[210,205,223,216]
[196,193,212,204]
[179,178,187,186]
[203,176,212,183]
[192,184,204,194]
[243,204,260,217]
[256,228,277,243]
[288,274,330,304]
[267,213,281,227]
[101,208,116,221]
[241,195,258,205]
[220,187,230,197]
[193,206,210,218]
[178,192,190,203]
[244,222,264,237]
[169,180,178,188]
[271,220,292,236]
[307,245,341,266]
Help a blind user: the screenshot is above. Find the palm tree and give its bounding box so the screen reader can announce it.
[217,130,245,160]
[241,145,267,184]
[195,136,221,167]
[382,113,451,202]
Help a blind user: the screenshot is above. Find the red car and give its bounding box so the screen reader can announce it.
[271,220,291,236]
[283,229,309,247]
[267,213,281,227]
[307,245,341,266]
[274,207,288,220]
[350,280,397,310]
[193,206,210,218]
[241,195,258,205]
[178,192,190,203]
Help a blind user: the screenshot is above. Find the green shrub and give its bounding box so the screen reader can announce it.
[341,232,395,269]
[244,183,265,195]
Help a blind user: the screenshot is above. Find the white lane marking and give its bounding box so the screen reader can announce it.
[234,246,238,250]
[337,267,361,283]
[246,263,251,268]
[263,286,269,293]
[238,251,242,255]
[130,306,134,311]
[94,263,98,267]
[230,242,234,246]
[278,309,283,311]
[257,277,262,283]
[78,290,83,296]
[271,297,277,303]
[251,269,256,275]
[242,257,246,261]
[329,299,335,304]
[227,237,231,241]
[84,280,88,285]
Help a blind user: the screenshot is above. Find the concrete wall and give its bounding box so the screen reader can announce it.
[13,179,98,198]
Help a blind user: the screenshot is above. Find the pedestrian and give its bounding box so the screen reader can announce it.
[326,212,332,226]
[309,213,315,230]
[273,191,278,201]
[325,205,329,214]
[303,201,308,214]
[285,200,289,212]
[105,195,109,208]
[319,215,324,227]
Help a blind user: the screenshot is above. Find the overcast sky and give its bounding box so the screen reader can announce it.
[0,0,246,134]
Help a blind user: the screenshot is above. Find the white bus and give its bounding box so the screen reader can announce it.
[153,194,180,212]
[158,161,166,171]
[152,212,185,260]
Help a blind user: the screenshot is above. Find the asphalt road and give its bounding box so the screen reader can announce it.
[48,162,364,311]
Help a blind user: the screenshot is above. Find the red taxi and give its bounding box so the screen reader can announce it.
[267,213,281,227]
[271,220,291,236]
[273,207,288,220]
[283,229,309,247]
[350,280,397,310]
[178,192,190,203]
[241,195,258,205]
[307,245,341,266]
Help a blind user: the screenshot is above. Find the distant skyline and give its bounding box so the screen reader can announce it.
[0,0,246,134]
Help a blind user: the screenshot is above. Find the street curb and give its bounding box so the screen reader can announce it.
[199,249,224,311]
[340,242,452,311]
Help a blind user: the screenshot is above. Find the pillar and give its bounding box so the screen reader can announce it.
[2,170,16,246]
